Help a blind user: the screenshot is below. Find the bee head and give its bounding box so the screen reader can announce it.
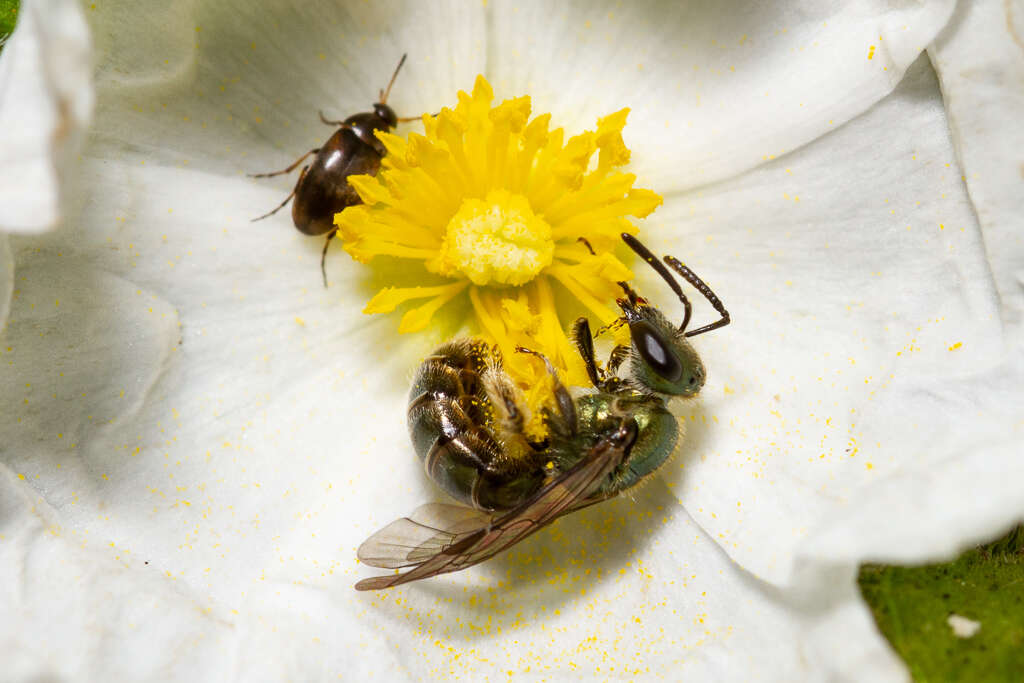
[617,232,729,397]
[619,289,706,397]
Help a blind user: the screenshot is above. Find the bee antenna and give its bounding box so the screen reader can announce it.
[663,256,730,337]
[620,233,692,332]
[380,53,408,105]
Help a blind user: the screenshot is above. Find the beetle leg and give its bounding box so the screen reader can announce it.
[248,149,318,178]
[251,171,306,223]
[318,110,352,127]
[320,230,337,288]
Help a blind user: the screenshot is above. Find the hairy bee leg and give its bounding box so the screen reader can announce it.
[481,365,526,435]
[594,317,626,338]
[604,345,630,390]
[571,317,603,389]
[248,149,319,178]
[663,256,731,337]
[606,345,629,374]
[478,354,540,474]
[515,346,578,438]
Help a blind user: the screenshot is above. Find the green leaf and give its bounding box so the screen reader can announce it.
[860,526,1024,681]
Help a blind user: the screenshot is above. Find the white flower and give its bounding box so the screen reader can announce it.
[2,0,1022,680]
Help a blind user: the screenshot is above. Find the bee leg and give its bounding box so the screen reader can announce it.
[594,317,626,338]
[480,363,537,468]
[515,346,577,438]
[248,149,319,178]
[571,317,603,389]
[602,345,629,392]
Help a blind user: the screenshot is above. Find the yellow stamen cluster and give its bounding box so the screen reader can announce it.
[336,75,662,427]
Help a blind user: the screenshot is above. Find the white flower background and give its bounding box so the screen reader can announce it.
[1,0,1022,680]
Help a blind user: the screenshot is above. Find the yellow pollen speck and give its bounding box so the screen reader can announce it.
[949,342,962,351]
[868,45,876,60]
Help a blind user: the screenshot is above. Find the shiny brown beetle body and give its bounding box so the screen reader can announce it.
[251,55,408,284]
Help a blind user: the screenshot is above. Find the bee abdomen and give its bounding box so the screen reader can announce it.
[407,341,543,511]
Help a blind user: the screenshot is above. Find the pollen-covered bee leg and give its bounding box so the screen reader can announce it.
[515,346,577,438]
[478,357,538,472]
[571,317,603,389]
[594,317,626,338]
[602,345,629,391]
[320,229,337,288]
[663,256,731,337]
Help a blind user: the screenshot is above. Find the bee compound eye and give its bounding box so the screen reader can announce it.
[630,320,683,383]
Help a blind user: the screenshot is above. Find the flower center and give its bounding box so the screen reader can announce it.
[437,190,555,286]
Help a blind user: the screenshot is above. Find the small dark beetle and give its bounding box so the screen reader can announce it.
[251,54,413,285]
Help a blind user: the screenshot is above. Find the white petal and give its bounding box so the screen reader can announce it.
[0,465,234,680]
[642,56,1021,590]
[4,2,1011,680]
[0,254,180,484]
[0,0,93,234]
[86,1,486,174]
[929,0,1024,326]
[486,0,956,190]
[221,498,907,681]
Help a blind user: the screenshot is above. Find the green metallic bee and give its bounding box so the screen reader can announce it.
[355,233,730,591]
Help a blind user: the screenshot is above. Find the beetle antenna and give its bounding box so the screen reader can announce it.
[380,53,408,104]
[620,233,693,332]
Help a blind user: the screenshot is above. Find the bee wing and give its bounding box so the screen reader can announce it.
[357,503,493,569]
[354,430,629,591]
